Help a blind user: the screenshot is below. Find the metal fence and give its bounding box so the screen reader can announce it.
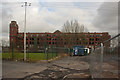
[2,46,71,62]
[45,47,70,60]
[90,33,120,79]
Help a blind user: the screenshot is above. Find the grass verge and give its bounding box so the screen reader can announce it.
[2,52,57,62]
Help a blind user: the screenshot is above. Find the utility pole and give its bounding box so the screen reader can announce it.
[22,2,31,61]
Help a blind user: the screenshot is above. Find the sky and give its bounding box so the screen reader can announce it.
[0,0,119,44]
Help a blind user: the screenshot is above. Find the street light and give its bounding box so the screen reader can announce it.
[22,2,31,61]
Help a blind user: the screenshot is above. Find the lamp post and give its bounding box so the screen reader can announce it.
[22,2,31,61]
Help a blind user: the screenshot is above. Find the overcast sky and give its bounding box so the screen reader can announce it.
[0,0,119,42]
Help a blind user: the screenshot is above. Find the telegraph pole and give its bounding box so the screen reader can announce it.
[22,2,31,61]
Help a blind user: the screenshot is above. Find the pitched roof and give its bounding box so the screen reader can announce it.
[54,30,62,34]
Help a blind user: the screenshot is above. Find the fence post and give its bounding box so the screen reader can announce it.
[46,48,48,60]
[27,48,29,60]
[68,48,70,56]
[12,42,14,60]
[45,47,46,60]
[90,47,94,79]
[52,47,53,59]
[100,43,103,78]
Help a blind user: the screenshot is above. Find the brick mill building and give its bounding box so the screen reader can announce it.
[9,21,111,50]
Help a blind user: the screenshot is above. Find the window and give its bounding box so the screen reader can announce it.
[41,34,44,36]
[41,38,44,40]
[32,38,34,40]
[90,34,94,37]
[32,42,34,44]
[90,38,94,41]
[36,34,39,37]
[49,42,51,44]
[96,34,100,37]
[89,42,91,45]
[53,42,54,44]
[96,38,99,41]
[31,34,33,37]
[37,42,39,44]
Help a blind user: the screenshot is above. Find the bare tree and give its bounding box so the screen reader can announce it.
[62,20,71,33]
[110,35,118,48]
[62,20,88,48]
[62,20,85,33]
[1,39,9,47]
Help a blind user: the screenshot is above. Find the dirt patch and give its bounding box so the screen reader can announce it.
[24,64,91,80]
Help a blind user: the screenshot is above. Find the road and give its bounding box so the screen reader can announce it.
[2,56,90,79]
[2,55,119,79]
[2,60,50,78]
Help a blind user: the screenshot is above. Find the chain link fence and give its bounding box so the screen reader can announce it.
[90,34,119,79]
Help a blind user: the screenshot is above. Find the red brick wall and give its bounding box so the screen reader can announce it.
[9,21,111,49]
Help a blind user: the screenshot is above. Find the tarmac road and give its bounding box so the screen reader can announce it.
[2,60,50,78]
[2,56,90,79]
[3,55,118,79]
[23,56,91,80]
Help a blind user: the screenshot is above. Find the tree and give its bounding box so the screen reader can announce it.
[62,20,85,33]
[110,35,118,48]
[61,20,88,48]
[1,39,9,47]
